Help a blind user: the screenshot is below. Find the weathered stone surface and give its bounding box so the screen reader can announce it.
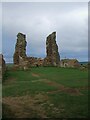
[13,33,27,65]
[0,55,2,77]
[0,54,6,77]
[60,59,80,68]
[26,57,44,67]
[43,32,60,66]
[13,33,29,69]
[13,33,44,68]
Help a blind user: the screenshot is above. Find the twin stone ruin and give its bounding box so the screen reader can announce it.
[13,32,80,70]
[0,32,80,76]
[13,32,60,69]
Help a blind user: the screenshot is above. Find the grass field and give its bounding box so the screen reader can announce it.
[2,67,88,118]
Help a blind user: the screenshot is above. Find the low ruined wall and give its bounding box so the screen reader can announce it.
[60,59,80,68]
[26,57,44,67]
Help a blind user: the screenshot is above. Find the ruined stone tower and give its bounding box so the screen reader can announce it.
[13,32,60,68]
[13,33,27,65]
[0,54,6,77]
[43,32,60,66]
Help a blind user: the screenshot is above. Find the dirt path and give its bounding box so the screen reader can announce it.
[32,79,83,96]
[45,80,83,96]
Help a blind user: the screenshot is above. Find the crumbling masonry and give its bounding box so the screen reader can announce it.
[0,54,6,78]
[43,32,60,66]
[13,33,27,65]
[13,32,60,68]
[13,33,29,69]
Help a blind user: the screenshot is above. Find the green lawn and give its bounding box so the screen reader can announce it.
[2,67,88,118]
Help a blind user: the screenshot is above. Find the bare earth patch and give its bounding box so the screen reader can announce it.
[3,93,66,118]
[63,88,83,96]
[31,73,40,77]
[3,94,49,118]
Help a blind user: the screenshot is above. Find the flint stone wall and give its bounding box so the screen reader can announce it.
[60,59,80,68]
[26,57,44,67]
[43,32,60,66]
[13,33,29,69]
[13,32,60,68]
[13,33,27,65]
[0,54,6,78]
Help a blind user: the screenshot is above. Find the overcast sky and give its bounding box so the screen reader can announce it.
[1,2,88,63]
[1,0,89,2]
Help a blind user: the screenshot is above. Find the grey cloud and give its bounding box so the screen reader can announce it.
[1,0,89,2]
[0,3,2,53]
[2,2,88,62]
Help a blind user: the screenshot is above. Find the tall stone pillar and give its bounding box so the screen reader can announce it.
[43,32,60,66]
[13,33,27,65]
[0,54,6,77]
[13,33,29,70]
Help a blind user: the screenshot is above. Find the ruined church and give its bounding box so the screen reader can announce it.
[13,32,60,69]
